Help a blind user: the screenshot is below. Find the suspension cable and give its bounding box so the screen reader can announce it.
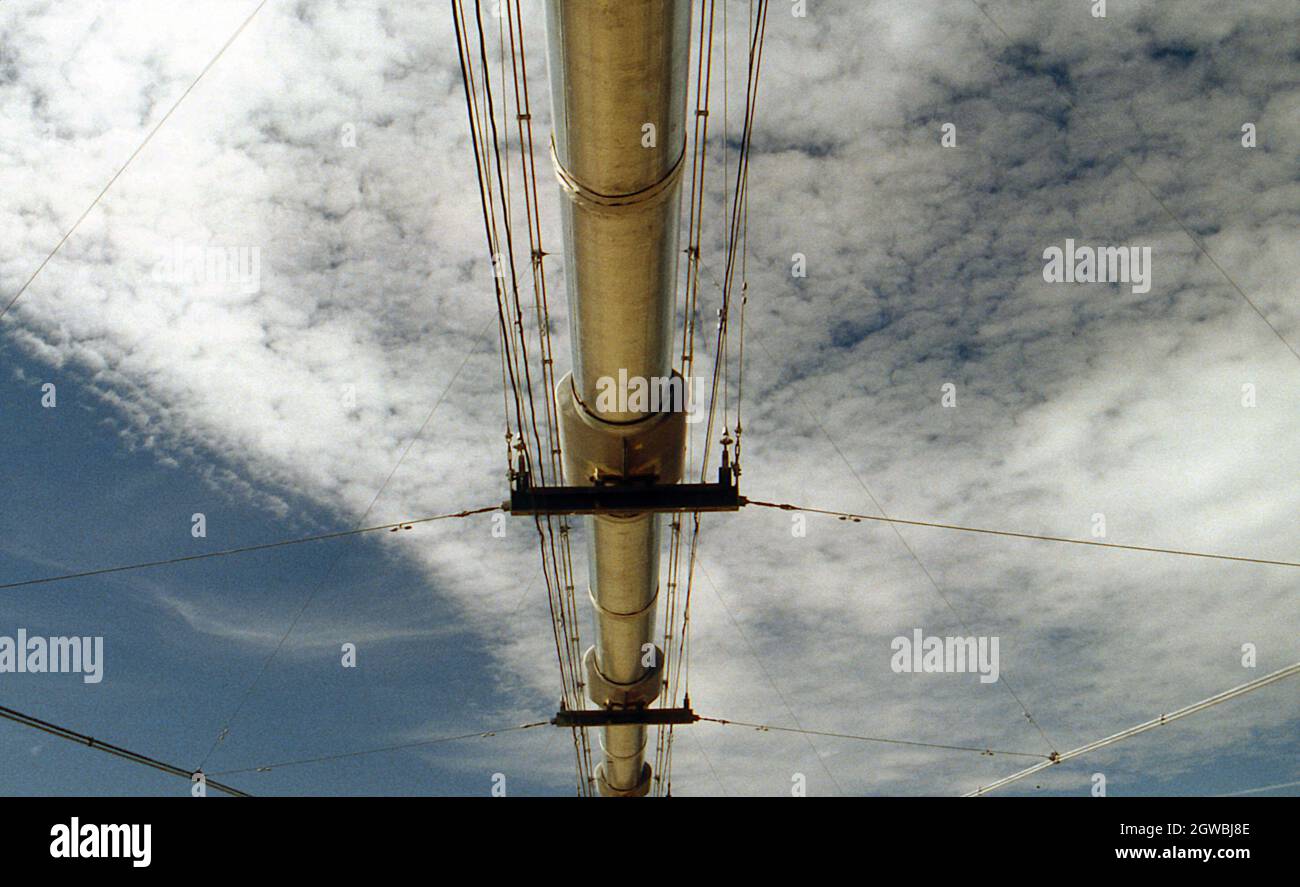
[700,715,1050,760]
[964,661,1300,796]
[454,0,591,793]
[0,703,251,797]
[743,498,1300,569]
[1,506,501,591]
[660,0,769,797]
[212,720,549,776]
[658,0,722,797]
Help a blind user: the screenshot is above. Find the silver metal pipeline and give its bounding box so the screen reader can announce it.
[544,0,693,796]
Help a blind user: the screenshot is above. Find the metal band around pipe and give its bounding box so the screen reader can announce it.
[600,731,649,761]
[584,645,664,707]
[551,136,687,214]
[597,762,652,798]
[587,584,660,620]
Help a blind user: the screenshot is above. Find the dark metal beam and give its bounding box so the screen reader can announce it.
[508,480,742,516]
[552,707,700,728]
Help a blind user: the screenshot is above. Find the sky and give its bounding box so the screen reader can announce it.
[0,0,1296,797]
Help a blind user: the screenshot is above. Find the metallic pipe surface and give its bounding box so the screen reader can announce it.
[545,0,693,795]
[546,0,692,422]
[587,513,660,684]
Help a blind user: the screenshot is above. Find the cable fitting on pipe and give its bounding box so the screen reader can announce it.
[557,372,687,481]
[584,645,664,708]
[596,762,652,798]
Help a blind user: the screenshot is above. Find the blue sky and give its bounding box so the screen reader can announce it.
[1,337,571,796]
[1,0,1297,796]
